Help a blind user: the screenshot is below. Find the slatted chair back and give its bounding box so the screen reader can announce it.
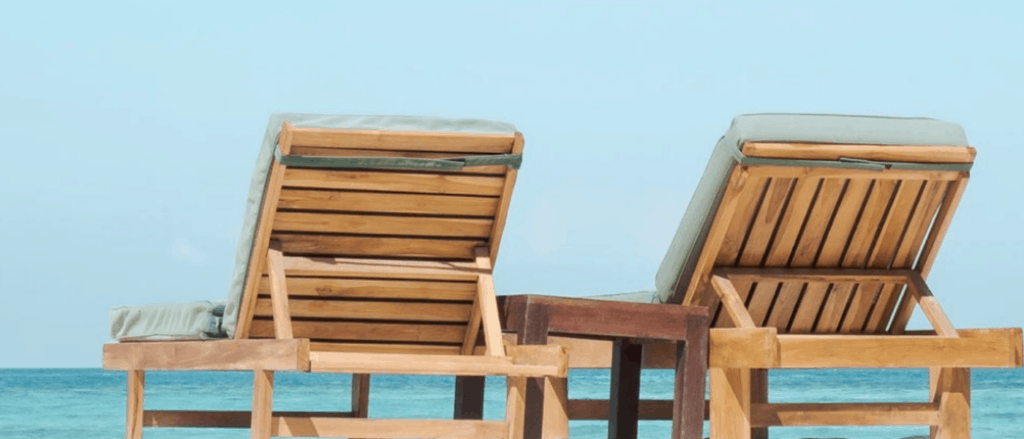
[233,121,523,355]
[659,115,976,335]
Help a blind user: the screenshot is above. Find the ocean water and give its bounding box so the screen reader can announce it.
[1,368,1021,438]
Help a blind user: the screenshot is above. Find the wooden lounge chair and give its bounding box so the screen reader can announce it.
[103,114,568,439]
[469,114,1021,439]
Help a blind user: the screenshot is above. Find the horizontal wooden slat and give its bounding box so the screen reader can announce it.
[284,168,506,196]
[567,399,676,420]
[714,268,914,283]
[283,256,485,281]
[274,234,486,259]
[751,402,940,427]
[288,147,508,175]
[742,142,976,164]
[278,189,499,216]
[250,320,466,344]
[102,340,309,371]
[144,410,353,428]
[309,345,566,377]
[310,342,464,355]
[275,417,506,438]
[273,212,493,238]
[255,299,472,322]
[258,277,477,301]
[289,127,515,153]
[744,165,966,181]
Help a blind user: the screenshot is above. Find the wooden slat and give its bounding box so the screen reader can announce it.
[762,178,822,330]
[274,234,486,259]
[745,166,965,181]
[750,402,939,427]
[680,167,753,306]
[275,418,506,438]
[740,178,795,326]
[567,399,676,420]
[836,180,899,333]
[254,299,472,322]
[864,180,939,332]
[742,142,976,164]
[776,329,1022,368]
[103,340,310,371]
[250,320,465,344]
[266,241,293,339]
[283,168,506,196]
[310,342,462,355]
[717,268,913,283]
[789,179,863,333]
[289,127,515,153]
[143,410,353,428]
[488,132,524,263]
[282,256,484,281]
[273,212,493,238]
[278,189,499,216]
[710,175,768,326]
[287,147,508,175]
[258,277,477,301]
[818,179,895,333]
[235,123,294,339]
[309,347,566,377]
[461,296,482,355]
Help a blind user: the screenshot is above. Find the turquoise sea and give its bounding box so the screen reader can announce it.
[1,368,1021,438]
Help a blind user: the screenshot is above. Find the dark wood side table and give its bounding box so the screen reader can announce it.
[487,294,710,439]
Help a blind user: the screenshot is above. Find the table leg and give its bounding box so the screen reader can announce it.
[609,338,643,439]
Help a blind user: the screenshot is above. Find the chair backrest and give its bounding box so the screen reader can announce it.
[656,114,975,335]
[228,115,523,354]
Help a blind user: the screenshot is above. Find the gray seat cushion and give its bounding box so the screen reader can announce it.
[110,301,226,341]
[654,113,969,304]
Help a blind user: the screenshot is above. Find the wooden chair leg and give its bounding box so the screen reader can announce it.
[506,376,528,439]
[454,376,486,419]
[352,373,370,418]
[542,377,569,439]
[251,370,274,439]
[750,369,768,439]
[710,367,753,439]
[931,367,971,439]
[674,316,710,439]
[125,370,144,439]
[609,338,643,439]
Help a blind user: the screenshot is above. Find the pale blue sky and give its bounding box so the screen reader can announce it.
[1,1,1021,367]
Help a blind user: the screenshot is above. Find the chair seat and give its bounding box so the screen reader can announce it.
[110,301,226,341]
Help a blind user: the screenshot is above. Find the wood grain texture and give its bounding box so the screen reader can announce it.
[103,340,310,371]
[741,142,976,164]
[125,370,144,439]
[750,402,939,427]
[274,418,507,438]
[277,189,499,216]
[254,299,472,323]
[289,127,515,153]
[272,233,486,259]
[250,320,465,344]
[251,370,273,439]
[283,168,506,196]
[930,367,971,439]
[487,132,524,264]
[266,241,293,339]
[258,277,476,301]
[282,256,484,281]
[273,211,493,238]
[710,367,753,439]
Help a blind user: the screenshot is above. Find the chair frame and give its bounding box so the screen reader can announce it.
[103,122,568,439]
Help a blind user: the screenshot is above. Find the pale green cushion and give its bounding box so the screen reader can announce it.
[654,114,969,304]
[110,301,225,341]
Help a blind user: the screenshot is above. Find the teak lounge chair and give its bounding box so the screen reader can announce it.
[477,114,1021,439]
[103,114,568,439]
